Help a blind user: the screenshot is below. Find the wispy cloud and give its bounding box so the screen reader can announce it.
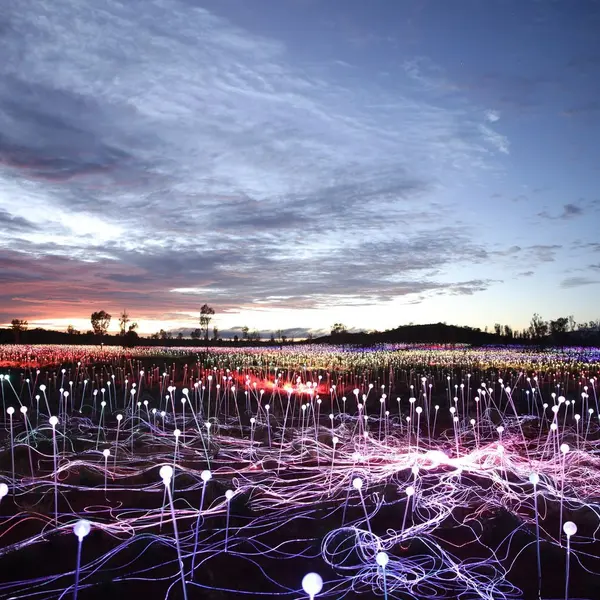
[560,277,600,289]
[538,202,585,220]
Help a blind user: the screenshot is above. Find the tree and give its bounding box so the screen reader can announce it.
[331,323,347,336]
[529,313,548,340]
[212,326,219,341]
[503,325,513,339]
[66,324,80,336]
[494,323,502,336]
[118,310,130,336]
[241,326,249,340]
[276,329,284,343]
[191,328,201,340]
[91,311,111,336]
[250,330,261,342]
[549,317,569,346]
[159,329,172,340]
[199,304,215,341]
[10,319,28,343]
[177,332,184,340]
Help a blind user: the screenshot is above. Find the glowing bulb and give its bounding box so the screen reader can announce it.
[0,483,8,498]
[73,519,91,542]
[201,470,212,482]
[49,416,58,427]
[352,477,363,490]
[376,551,389,567]
[302,572,323,598]
[159,465,173,483]
[103,449,110,458]
[529,473,539,485]
[6,407,14,416]
[225,489,234,501]
[563,521,577,537]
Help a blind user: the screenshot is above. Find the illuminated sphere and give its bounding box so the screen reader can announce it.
[302,572,323,598]
[49,416,58,426]
[563,521,577,537]
[116,414,123,421]
[529,473,540,485]
[201,470,212,482]
[411,465,419,475]
[470,419,476,425]
[434,405,439,410]
[550,423,557,431]
[159,465,173,483]
[182,388,189,395]
[103,449,110,458]
[496,426,504,434]
[558,396,565,403]
[406,486,415,497]
[332,436,339,445]
[225,489,234,500]
[20,406,27,414]
[376,551,389,568]
[416,407,422,414]
[352,477,363,490]
[174,429,181,438]
[73,519,91,541]
[560,443,569,454]
[39,385,46,392]
[0,483,8,498]
[329,414,334,420]
[100,401,106,408]
[6,407,14,416]
[265,404,270,410]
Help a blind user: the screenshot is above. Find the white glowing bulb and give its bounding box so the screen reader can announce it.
[352,477,363,490]
[529,473,539,485]
[103,449,110,458]
[201,470,212,482]
[49,416,58,427]
[73,519,91,542]
[376,551,389,568]
[6,407,14,416]
[302,572,323,598]
[563,521,577,537]
[225,489,234,501]
[159,465,173,483]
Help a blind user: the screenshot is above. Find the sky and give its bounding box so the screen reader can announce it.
[0,0,599,337]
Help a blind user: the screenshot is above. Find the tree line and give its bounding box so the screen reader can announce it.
[5,310,600,347]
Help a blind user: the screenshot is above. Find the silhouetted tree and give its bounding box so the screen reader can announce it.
[199,304,215,341]
[190,328,201,340]
[118,310,130,335]
[529,313,548,340]
[550,317,569,346]
[11,319,28,343]
[177,332,184,340]
[91,311,111,336]
[212,326,219,341]
[331,323,347,336]
[241,326,249,340]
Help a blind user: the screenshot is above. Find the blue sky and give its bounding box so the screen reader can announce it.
[0,0,598,335]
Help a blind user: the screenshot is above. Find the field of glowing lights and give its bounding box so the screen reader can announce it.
[0,344,600,600]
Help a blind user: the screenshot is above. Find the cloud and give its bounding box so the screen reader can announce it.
[484,109,500,122]
[538,202,585,220]
[560,277,600,289]
[561,101,600,117]
[0,0,515,328]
